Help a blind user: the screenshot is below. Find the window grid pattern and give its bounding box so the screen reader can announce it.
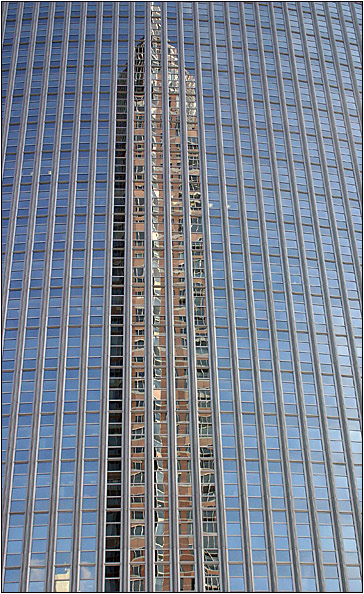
[104,3,127,593]
[2,2,362,593]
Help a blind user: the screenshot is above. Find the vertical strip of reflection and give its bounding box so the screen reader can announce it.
[337,3,362,128]
[27,7,71,590]
[129,5,146,589]
[1,2,9,45]
[1,2,38,335]
[121,3,135,591]
[70,5,102,589]
[166,5,196,589]
[1,9,39,515]
[237,4,280,589]
[97,2,118,590]
[323,4,363,222]
[281,4,350,589]
[349,2,363,63]
[45,5,86,590]
[192,4,228,591]
[268,5,343,590]
[17,4,55,588]
[150,5,171,590]
[1,1,23,177]
[253,3,326,588]
[106,4,126,591]
[297,2,364,400]
[203,2,255,590]
[310,3,363,404]
[161,5,179,590]
[181,5,219,587]
[176,5,204,591]
[1,1,39,568]
[144,3,154,591]
[295,3,362,548]
[234,3,301,590]
[311,4,363,301]
[98,2,119,591]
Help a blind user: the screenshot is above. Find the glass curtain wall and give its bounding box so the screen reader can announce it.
[1,2,362,593]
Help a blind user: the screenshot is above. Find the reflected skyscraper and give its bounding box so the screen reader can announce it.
[1,2,362,593]
[107,12,218,591]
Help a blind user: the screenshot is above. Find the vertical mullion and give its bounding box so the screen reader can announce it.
[322,3,362,214]
[97,3,119,591]
[349,2,362,63]
[1,1,39,568]
[297,6,364,414]
[310,1,363,344]
[1,1,37,343]
[208,3,257,590]
[120,3,135,590]
[45,4,87,590]
[239,3,303,590]
[192,4,229,591]
[201,1,253,589]
[336,2,363,130]
[295,0,362,550]
[209,1,265,589]
[1,2,9,45]
[270,6,341,586]
[237,5,280,590]
[161,4,179,590]
[256,3,327,589]
[70,3,103,591]
[144,3,154,591]
[17,4,55,588]
[282,4,351,589]
[1,1,23,176]
[176,5,205,591]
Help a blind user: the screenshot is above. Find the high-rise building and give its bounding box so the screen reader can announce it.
[1,2,362,593]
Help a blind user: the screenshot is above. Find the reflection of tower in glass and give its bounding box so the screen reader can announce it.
[105,55,127,594]
[105,5,219,593]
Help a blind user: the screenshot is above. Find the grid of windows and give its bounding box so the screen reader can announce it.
[2,2,362,593]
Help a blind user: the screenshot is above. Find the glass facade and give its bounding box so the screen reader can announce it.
[1,2,362,592]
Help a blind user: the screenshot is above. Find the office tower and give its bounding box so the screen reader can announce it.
[1,2,362,592]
